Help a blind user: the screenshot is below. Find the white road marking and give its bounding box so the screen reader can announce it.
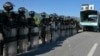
[87,43,98,56]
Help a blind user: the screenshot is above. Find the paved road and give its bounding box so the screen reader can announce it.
[18,32,100,56]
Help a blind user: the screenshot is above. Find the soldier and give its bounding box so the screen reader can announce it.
[75,20,79,33]
[52,13,59,39]
[17,7,29,53]
[53,13,58,30]
[63,17,67,37]
[59,16,64,37]
[0,10,3,56]
[65,18,70,37]
[40,12,48,44]
[1,2,17,56]
[69,18,74,36]
[73,19,77,34]
[44,14,52,43]
[57,16,62,37]
[49,14,55,42]
[28,11,39,50]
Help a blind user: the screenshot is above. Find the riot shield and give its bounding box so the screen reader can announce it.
[29,27,39,51]
[0,33,3,56]
[65,25,69,37]
[69,25,71,36]
[73,24,77,35]
[45,26,51,43]
[18,27,29,53]
[69,25,73,36]
[3,28,17,56]
[57,22,61,37]
[60,25,65,37]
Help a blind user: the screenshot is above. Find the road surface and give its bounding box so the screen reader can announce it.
[18,32,100,56]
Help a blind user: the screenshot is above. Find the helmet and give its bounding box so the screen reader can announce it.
[49,14,54,18]
[53,13,58,18]
[3,2,14,11]
[29,11,35,17]
[41,12,46,17]
[59,15,64,19]
[18,7,26,14]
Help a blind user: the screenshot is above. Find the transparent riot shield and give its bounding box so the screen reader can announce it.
[67,25,70,37]
[45,26,51,43]
[18,27,29,53]
[0,33,3,56]
[60,25,65,37]
[51,22,57,42]
[69,25,72,36]
[71,25,74,35]
[57,22,61,38]
[55,26,59,40]
[73,25,76,35]
[3,28,17,56]
[64,25,67,37]
[29,27,39,51]
[65,25,67,37]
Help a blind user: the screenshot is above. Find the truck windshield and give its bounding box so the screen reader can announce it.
[81,10,98,22]
[87,15,97,22]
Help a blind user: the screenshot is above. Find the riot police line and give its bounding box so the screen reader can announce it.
[0,2,80,56]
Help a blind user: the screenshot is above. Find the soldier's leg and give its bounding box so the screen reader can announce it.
[41,31,46,44]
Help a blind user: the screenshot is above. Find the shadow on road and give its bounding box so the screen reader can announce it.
[18,32,82,56]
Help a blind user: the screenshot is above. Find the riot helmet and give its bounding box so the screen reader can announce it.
[41,12,46,17]
[3,2,14,11]
[18,7,26,14]
[49,14,54,18]
[59,15,64,20]
[29,11,35,17]
[53,13,58,18]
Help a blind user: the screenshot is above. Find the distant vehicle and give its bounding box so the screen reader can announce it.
[80,10,100,31]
